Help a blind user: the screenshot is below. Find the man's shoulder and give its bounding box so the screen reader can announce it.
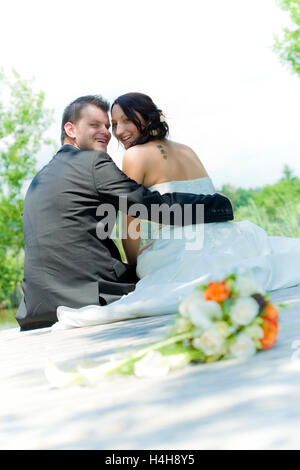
[55,144,80,156]
[56,145,112,163]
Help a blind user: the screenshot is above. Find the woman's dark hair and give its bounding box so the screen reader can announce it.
[111,92,169,146]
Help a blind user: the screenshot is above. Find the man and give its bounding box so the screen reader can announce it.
[16,95,233,331]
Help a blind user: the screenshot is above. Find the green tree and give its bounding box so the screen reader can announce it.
[219,183,260,210]
[0,69,53,306]
[222,166,300,238]
[274,0,300,75]
[282,163,295,180]
[253,174,300,217]
[235,198,300,237]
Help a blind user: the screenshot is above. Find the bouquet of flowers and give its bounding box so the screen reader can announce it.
[45,272,281,388]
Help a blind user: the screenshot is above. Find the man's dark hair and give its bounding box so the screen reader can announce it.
[61,95,110,144]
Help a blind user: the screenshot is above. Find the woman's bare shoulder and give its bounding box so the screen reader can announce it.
[169,140,209,176]
[123,142,161,171]
[169,140,198,155]
[122,144,155,183]
[123,142,156,161]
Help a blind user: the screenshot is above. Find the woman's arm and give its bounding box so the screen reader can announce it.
[121,147,148,264]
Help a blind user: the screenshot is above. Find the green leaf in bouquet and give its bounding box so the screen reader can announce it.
[225,278,235,293]
[184,348,206,363]
[156,342,205,363]
[221,298,234,319]
[118,361,136,375]
[226,273,237,281]
[205,354,222,363]
[196,284,207,291]
[277,303,289,309]
[225,333,239,346]
[156,342,189,356]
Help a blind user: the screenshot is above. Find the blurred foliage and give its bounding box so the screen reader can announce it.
[273,0,300,75]
[0,306,18,329]
[219,183,260,211]
[219,165,300,238]
[0,69,53,307]
[235,199,300,237]
[253,174,300,218]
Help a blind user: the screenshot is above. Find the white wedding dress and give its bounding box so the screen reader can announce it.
[52,177,300,330]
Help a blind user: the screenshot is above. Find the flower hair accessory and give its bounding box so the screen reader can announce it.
[159,112,165,123]
[45,272,284,387]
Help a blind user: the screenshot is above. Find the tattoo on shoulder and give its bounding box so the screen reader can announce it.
[157,144,168,159]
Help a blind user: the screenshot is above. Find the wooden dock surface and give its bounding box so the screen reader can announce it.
[1,285,300,450]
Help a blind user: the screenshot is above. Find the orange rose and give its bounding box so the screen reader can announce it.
[205,281,230,303]
[260,318,279,350]
[263,303,279,322]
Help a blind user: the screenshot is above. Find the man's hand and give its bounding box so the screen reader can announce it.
[216,192,233,213]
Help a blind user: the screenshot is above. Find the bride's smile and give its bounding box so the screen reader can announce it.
[111,103,144,149]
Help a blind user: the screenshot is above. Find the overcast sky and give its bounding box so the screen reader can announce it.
[1,0,299,189]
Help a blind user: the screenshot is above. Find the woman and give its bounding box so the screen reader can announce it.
[53,93,300,329]
[111,92,209,265]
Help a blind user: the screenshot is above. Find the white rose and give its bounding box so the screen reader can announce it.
[193,327,227,357]
[134,351,170,378]
[192,337,204,350]
[179,290,205,317]
[190,310,214,329]
[230,297,259,326]
[167,353,190,370]
[234,274,265,297]
[190,299,222,329]
[215,321,232,338]
[228,333,256,360]
[174,316,193,333]
[243,323,264,340]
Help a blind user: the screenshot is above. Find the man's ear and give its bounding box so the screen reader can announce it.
[64,122,76,139]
